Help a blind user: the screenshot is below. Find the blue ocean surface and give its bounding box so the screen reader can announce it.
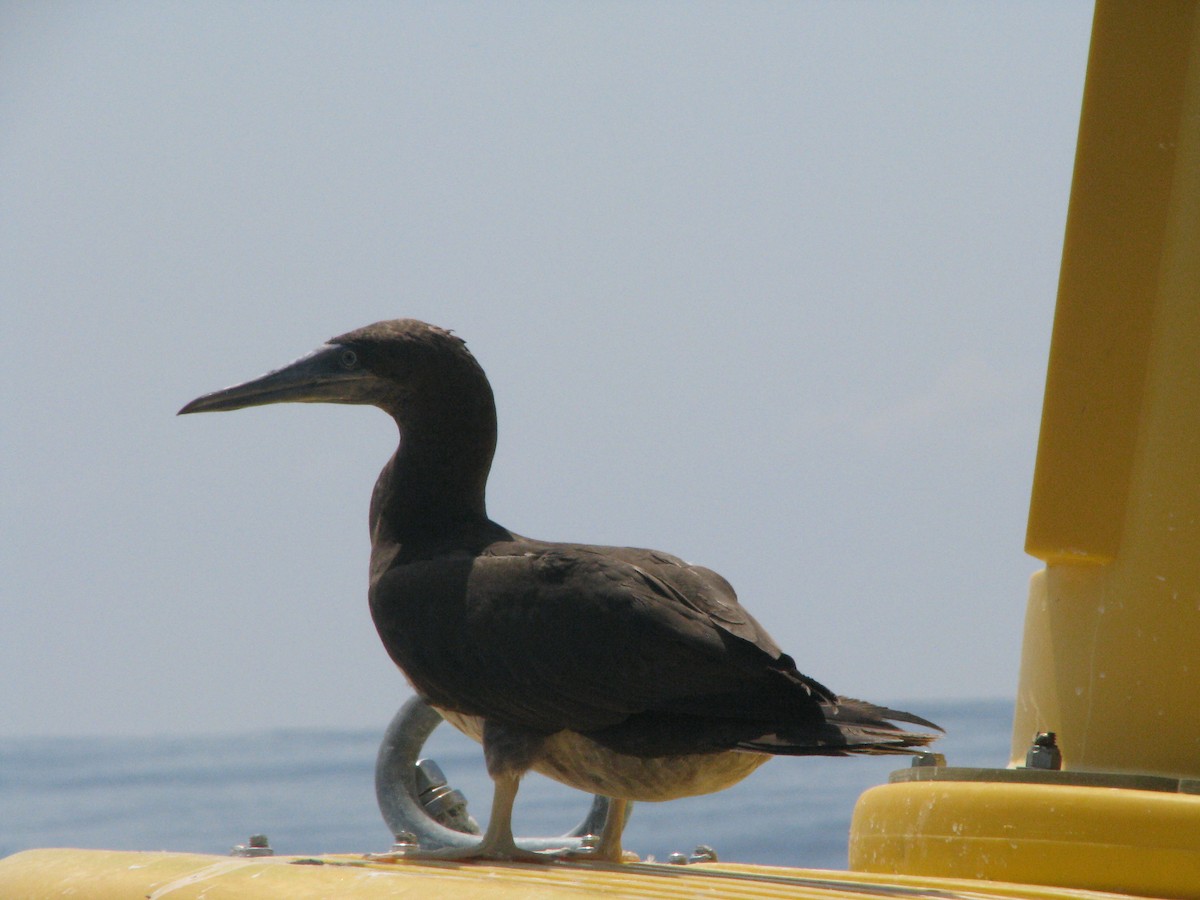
[2,698,1011,869]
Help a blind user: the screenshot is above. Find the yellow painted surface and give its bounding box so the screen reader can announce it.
[1024,0,1200,566]
[1012,561,1200,778]
[849,3,1200,894]
[1014,0,1200,779]
[0,848,1168,900]
[850,781,1200,899]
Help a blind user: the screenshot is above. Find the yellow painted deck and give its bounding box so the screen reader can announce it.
[0,849,1156,900]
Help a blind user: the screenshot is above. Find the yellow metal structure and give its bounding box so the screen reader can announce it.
[848,1,1200,895]
[1016,0,1200,778]
[852,780,1200,898]
[0,848,1166,900]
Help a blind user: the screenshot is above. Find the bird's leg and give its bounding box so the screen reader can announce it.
[591,797,630,862]
[470,772,547,861]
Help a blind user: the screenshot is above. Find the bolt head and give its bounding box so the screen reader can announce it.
[391,830,418,850]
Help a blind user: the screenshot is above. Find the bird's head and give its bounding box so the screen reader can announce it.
[178,319,494,429]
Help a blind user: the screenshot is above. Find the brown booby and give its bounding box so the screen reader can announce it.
[179,319,940,863]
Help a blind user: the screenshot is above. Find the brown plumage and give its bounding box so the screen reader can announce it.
[180,318,940,862]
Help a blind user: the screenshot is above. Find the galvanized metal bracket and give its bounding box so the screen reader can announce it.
[374,695,614,853]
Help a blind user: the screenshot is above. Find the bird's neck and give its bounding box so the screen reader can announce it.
[369,409,499,563]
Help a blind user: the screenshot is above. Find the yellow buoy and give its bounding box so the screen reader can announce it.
[849,2,1200,896]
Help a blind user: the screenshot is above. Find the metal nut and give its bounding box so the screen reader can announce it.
[231,834,273,857]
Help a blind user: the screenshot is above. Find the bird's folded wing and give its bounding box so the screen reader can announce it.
[372,545,829,735]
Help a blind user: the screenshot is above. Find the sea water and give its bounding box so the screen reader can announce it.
[1,698,1011,869]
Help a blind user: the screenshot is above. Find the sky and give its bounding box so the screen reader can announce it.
[2,2,1095,738]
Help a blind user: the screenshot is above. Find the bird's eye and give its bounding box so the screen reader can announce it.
[339,349,359,370]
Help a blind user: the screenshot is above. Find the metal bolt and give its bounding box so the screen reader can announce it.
[415,758,480,834]
[1025,731,1063,770]
[414,759,448,794]
[910,752,947,768]
[689,844,717,863]
[666,845,717,865]
[391,830,418,851]
[231,834,273,857]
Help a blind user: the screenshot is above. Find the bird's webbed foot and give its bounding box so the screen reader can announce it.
[371,770,590,865]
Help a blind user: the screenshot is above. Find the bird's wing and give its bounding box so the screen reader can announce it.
[586,547,775,645]
[577,545,839,703]
[370,542,830,736]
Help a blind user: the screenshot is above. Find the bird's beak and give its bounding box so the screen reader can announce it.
[178,344,373,415]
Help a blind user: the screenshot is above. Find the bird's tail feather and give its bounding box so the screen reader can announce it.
[828,696,943,734]
[736,696,942,757]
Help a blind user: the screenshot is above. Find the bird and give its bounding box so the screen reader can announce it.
[179,318,940,863]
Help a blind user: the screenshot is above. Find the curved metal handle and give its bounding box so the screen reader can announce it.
[374,696,614,853]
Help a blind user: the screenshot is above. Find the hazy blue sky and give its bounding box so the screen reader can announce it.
[3,3,1093,737]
